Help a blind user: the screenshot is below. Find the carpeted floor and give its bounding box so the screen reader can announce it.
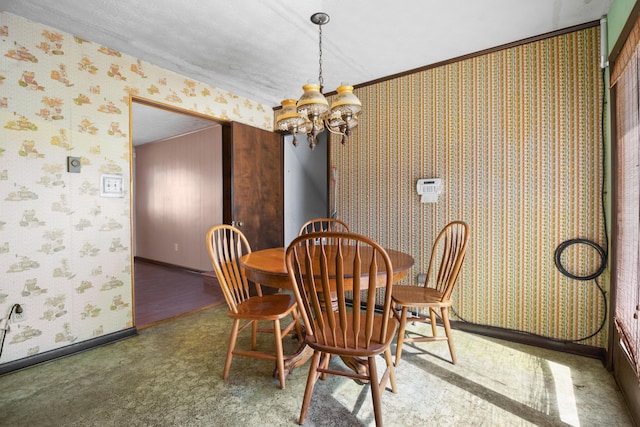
[0,305,633,426]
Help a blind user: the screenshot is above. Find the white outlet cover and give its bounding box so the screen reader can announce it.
[101,174,124,198]
[13,305,26,323]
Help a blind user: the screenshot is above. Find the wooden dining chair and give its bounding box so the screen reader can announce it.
[392,220,470,365]
[205,224,303,389]
[286,231,397,427]
[298,217,349,235]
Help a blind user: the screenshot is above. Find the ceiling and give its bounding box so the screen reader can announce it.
[1,0,614,143]
[131,103,219,146]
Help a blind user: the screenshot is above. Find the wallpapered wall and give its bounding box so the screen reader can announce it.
[0,11,271,364]
[332,26,607,347]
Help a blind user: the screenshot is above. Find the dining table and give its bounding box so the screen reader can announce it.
[239,245,415,378]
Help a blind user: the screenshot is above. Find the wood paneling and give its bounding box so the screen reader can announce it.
[135,126,223,271]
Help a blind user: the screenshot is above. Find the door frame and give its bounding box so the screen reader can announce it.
[129,96,226,326]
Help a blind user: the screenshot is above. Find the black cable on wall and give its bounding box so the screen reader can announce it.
[0,304,23,360]
[550,67,610,343]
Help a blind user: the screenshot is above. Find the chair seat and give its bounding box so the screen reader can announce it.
[305,313,397,357]
[391,285,451,307]
[231,293,298,320]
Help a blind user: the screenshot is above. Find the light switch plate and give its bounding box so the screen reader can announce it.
[100,174,124,197]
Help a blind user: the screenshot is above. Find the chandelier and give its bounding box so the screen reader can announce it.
[276,12,362,150]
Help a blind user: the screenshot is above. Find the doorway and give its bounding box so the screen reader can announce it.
[131,98,224,327]
[130,98,330,327]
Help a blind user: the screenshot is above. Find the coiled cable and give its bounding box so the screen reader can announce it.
[553,238,608,342]
[554,238,607,281]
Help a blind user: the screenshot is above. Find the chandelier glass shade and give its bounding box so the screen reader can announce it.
[276,98,311,147]
[276,13,362,150]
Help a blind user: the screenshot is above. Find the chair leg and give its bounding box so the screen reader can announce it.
[392,304,401,322]
[251,319,258,350]
[293,308,304,342]
[320,351,331,381]
[429,308,438,337]
[224,318,240,380]
[441,307,457,364]
[395,306,408,366]
[383,347,397,393]
[368,356,383,427]
[299,350,322,425]
[273,318,286,389]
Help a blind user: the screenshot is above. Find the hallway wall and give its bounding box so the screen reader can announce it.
[135,126,223,271]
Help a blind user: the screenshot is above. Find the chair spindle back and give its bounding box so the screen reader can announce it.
[298,218,350,235]
[287,232,394,354]
[206,225,259,314]
[426,220,470,300]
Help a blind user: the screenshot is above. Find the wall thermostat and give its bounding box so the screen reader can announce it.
[67,156,81,173]
[416,178,443,203]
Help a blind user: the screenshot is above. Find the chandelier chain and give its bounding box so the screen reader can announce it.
[318,24,323,88]
[275,12,361,149]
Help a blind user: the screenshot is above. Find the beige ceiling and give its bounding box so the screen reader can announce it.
[1,1,614,144]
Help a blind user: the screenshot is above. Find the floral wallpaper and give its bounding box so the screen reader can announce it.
[0,11,272,365]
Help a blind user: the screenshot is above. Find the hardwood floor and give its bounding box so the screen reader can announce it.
[134,258,225,329]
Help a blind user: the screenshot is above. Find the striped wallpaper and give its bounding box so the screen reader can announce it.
[331,26,607,347]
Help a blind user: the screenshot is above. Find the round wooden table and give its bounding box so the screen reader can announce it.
[240,246,414,290]
[239,246,414,377]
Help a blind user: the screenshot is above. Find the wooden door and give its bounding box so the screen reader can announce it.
[222,122,284,250]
